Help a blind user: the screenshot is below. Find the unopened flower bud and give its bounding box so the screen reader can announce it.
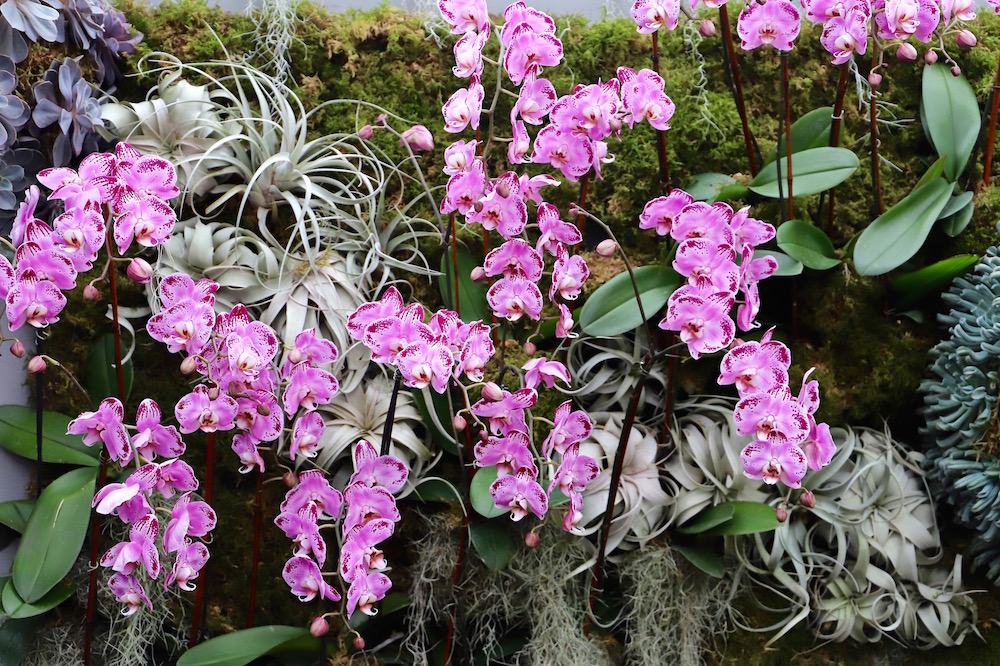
[868,71,883,88]
[775,505,788,523]
[473,200,484,213]
[400,125,434,152]
[897,43,917,62]
[800,490,816,509]
[453,414,467,431]
[596,239,617,257]
[207,385,220,400]
[482,381,503,402]
[952,65,962,77]
[256,402,271,416]
[923,49,938,65]
[288,348,303,364]
[374,114,387,127]
[957,29,977,49]
[699,19,716,38]
[310,616,329,637]
[609,116,622,134]
[470,266,487,282]
[27,356,46,374]
[523,341,537,356]
[126,258,153,284]
[478,429,489,442]
[495,181,511,199]
[283,471,298,488]
[180,356,198,375]
[83,284,100,302]
[352,635,365,651]
[358,124,374,140]
[10,340,26,358]
[525,531,540,548]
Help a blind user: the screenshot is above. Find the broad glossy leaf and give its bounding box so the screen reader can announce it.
[748,147,859,198]
[0,499,35,533]
[914,156,947,190]
[0,613,41,666]
[579,265,679,337]
[440,246,490,325]
[469,522,514,570]
[939,191,973,219]
[715,184,751,202]
[776,220,841,270]
[685,172,738,202]
[0,405,99,467]
[412,388,457,455]
[677,502,735,534]
[941,197,974,237]
[702,501,781,536]
[755,249,802,277]
[470,467,507,519]
[413,478,463,504]
[12,467,96,603]
[764,106,835,164]
[853,178,953,276]
[177,626,312,666]
[2,578,74,619]
[922,65,981,181]
[891,255,978,308]
[672,544,725,578]
[86,333,133,408]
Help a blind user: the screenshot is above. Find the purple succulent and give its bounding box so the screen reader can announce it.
[31,57,102,166]
[88,7,141,92]
[0,56,28,150]
[0,0,64,63]
[61,0,104,51]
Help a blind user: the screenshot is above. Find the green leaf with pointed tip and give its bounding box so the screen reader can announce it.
[715,184,751,202]
[914,156,948,190]
[2,578,74,619]
[922,65,981,181]
[776,220,841,270]
[853,178,953,276]
[764,106,835,164]
[579,265,679,337]
[678,502,735,534]
[12,467,96,603]
[685,172,738,202]
[748,147,859,198]
[470,467,506,519]
[469,522,514,570]
[672,544,725,578]
[939,191,973,219]
[703,501,781,536]
[0,405,99,467]
[440,246,490,325]
[941,197,974,237]
[86,333,133,409]
[0,499,35,533]
[890,255,978,308]
[755,250,803,277]
[177,626,312,666]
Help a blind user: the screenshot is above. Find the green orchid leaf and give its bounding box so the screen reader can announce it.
[469,522,514,570]
[470,467,506,519]
[703,501,782,536]
[914,156,948,190]
[890,255,978,308]
[2,578,74,619]
[922,65,981,181]
[0,499,35,533]
[86,333,133,409]
[678,502,736,534]
[412,388,457,455]
[685,172,738,202]
[0,613,41,666]
[715,184,751,202]
[440,246,490,325]
[764,106,835,164]
[755,249,803,277]
[853,178,953,276]
[748,147,859,198]
[579,265,679,337]
[672,544,725,578]
[413,477,463,504]
[177,626,312,666]
[940,196,974,237]
[12,467,96,603]
[0,405,99,467]
[776,220,841,270]
[938,191,973,219]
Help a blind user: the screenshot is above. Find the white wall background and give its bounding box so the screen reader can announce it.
[0,317,33,575]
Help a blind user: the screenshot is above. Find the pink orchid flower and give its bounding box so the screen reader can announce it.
[874,0,939,41]
[113,192,176,254]
[146,300,215,355]
[522,357,571,390]
[443,81,485,133]
[513,76,557,125]
[518,172,559,205]
[165,540,209,592]
[340,518,394,580]
[618,67,674,131]
[468,171,528,238]
[501,1,556,46]
[484,238,544,281]
[343,484,401,533]
[631,0,681,32]
[347,570,392,617]
[282,556,340,602]
[456,322,495,381]
[639,189,694,236]
[347,286,404,341]
[821,8,869,64]
[15,242,77,290]
[442,161,488,215]
[453,29,488,78]
[234,392,284,443]
[350,439,409,493]
[51,206,105,271]
[563,491,584,533]
[114,149,180,203]
[571,79,621,141]
[487,276,543,322]
[503,22,563,86]
[158,273,218,309]
[490,467,548,521]
[471,387,537,436]
[736,245,778,331]
[737,0,802,51]
[174,385,238,434]
[729,206,775,252]
[282,364,339,417]
[474,431,537,477]
[443,139,479,175]
[734,385,810,446]
[660,289,736,360]
[740,439,808,488]
[531,125,594,181]
[93,463,159,523]
[0,256,10,300]
[670,202,735,246]
[535,202,582,256]
[281,469,343,518]
[556,303,577,339]
[438,0,490,34]
[5,274,67,330]
[164,492,217,554]
[397,341,455,394]
[101,513,161,578]
[549,443,600,497]
[109,573,152,616]
[291,411,325,460]
[801,420,836,471]
[542,400,593,458]
[155,459,199,498]
[717,329,791,397]
[68,397,132,465]
[274,503,327,566]
[132,398,185,460]
[362,305,434,365]
[672,238,740,296]
[508,119,531,164]
[231,433,266,474]
[550,244,590,301]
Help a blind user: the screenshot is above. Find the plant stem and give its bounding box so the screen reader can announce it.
[450,213,460,314]
[984,52,1000,186]
[380,371,403,456]
[870,44,884,216]
[247,466,263,628]
[824,63,849,233]
[782,52,793,219]
[719,5,760,175]
[776,102,786,224]
[35,333,43,501]
[189,431,215,647]
[651,32,672,191]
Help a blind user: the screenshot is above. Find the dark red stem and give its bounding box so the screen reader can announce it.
[782,54,793,219]
[247,466,263,628]
[870,46,884,215]
[720,5,759,175]
[189,431,215,647]
[985,53,1000,186]
[651,32,671,191]
[825,63,849,233]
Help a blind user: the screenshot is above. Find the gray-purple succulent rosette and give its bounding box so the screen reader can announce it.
[31,57,103,166]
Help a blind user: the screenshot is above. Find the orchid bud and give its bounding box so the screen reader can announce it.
[283,471,298,488]
[310,617,329,637]
[126,258,153,284]
[957,30,977,49]
[83,284,101,302]
[10,340,26,358]
[495,180,511,199]
[288,348,303,364]
[952,65,962,77]
[609,116,622,134]
[470,266,487,282]
[923,50,938,65]
[180,356,198,375]
[896,43,917,62]
[478,429,489,442]
[374,114,387,127]
[482,382,504,402]
[775,505,788,523]
[800,490,816,509]
[256,402,271,417]
[698,19,716,38]
[523,341,537,356]
[453,414,467,431]
[867,71,883,88]
[525,531,540,548]
[207,385,220,400]
[27,356,46,374]
[400,125,434,152]
[358,124,374,140]
[473,200,484,213]
[596,239,617,257]
[352,635,365,651]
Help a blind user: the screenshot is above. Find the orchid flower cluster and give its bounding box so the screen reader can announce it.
[645,189,835,489]
[275,437,408,618]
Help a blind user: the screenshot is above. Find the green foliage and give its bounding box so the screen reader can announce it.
[763,105,834,164]
[579,265,679,336]
[470,467,506,519]
[86,333,134,408]
[469,522,514,570]
[775,220,840,270]
[748,147,859,198]
[891,254,978,308]
[678,501,780,536]
[0,499,34,533]
[176,626,311,666]
[921,64,981,182]
[0,405,99,467]
[440,245,490,325]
